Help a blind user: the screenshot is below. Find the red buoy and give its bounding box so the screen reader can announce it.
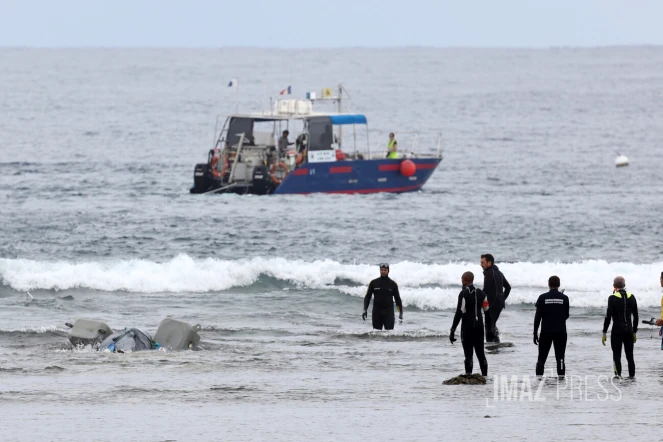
[400,159,416,177]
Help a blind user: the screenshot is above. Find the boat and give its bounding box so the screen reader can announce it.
[189,85,442,195]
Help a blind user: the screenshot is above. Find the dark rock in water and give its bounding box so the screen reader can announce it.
[443,374,486,385]
[60,295,74,301]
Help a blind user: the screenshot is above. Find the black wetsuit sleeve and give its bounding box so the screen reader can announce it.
[503,275,511,300]
[603,297,612,334]
[565,296,570,320]
[534,295,542,334]
[632,296,638,333]
[363,281,373,311]
[451,292,463,331]
[483,272,494,298]
[393,282,403,314]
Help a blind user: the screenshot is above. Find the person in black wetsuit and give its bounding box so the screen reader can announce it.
[481,254,511,343]
[363,263,403,330]
[533,275,570,377]
[450,271,494,376]
[602,276,638,377]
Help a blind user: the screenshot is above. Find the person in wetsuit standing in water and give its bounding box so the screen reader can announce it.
[450,271,494,376]
[363,263,403,330]
[602,276,638,377]
[533,275,570,377]
[481,254,511,343]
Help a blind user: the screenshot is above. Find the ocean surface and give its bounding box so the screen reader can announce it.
[1,47,663,441]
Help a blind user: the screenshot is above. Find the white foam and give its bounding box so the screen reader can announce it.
[1,255,662,307]
[0,325,65,333]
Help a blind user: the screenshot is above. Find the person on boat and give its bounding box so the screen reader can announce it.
[602,276,638,377]
[450,271,493,376]
[386,141,400,159]
[481,254,511,343]
[386,133,397,158]
[363,263,403,330]
[278,130,294,156]
[533,275,569,377]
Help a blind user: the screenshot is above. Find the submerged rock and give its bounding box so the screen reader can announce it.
[443,373,486,385]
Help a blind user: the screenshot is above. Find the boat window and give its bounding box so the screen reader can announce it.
[227,117,254,147]
[252,121,276,146]
[307,117,334,151]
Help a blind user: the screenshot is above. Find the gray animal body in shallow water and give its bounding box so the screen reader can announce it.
[65,319,113,348]
[154,318,201,350]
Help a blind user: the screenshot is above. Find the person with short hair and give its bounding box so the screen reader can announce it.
[480,254,511,343]
[386,133,398,159]
[602,276,638,377]
[533,275,569,377]
[362,263,403,330]
[450,271,493,376]
[278,130,294,155]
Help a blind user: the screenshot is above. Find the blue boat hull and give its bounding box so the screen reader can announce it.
[274,158,441,195]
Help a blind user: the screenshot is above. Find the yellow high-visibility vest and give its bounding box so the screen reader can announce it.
[612,291,632,299]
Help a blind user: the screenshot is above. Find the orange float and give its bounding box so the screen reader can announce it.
[400,159,416,177]
[270,161,290,184]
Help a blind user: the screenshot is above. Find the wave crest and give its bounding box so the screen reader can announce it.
[2,255,662,308]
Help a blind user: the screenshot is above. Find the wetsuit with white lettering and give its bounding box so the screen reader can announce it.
[534,289,570,376]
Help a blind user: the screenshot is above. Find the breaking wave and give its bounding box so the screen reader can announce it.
[2,255,662,308]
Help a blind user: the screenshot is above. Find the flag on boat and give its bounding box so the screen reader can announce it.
[280,86,292,95]
[228,78,238,88]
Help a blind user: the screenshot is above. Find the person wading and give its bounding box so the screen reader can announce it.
[602,276,638,378]
[480,254,511,343]
[533,275,570,377]
[363,263,403,330]
[450,271,493,376]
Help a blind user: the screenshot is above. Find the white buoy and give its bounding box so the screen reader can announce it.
[615,154,629,167]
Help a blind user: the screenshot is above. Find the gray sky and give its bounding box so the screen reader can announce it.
[1,0,662,47]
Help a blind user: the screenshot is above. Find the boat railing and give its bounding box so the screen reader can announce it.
[359,131,441,159]
[213,114,228,149]
[363,130,443,156]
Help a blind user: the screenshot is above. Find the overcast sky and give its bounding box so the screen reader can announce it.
[1,0,662,48]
